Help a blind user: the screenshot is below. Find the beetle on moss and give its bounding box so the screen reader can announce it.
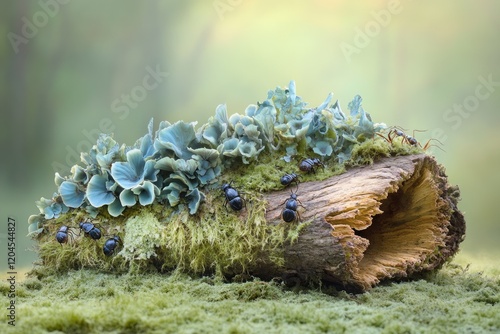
[103,235,121,256]
[299,158,324,174]
[79,220,102,240]
[55,225,77,245]
[221,182,245,211]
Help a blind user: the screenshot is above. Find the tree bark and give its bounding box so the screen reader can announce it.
[256,154,465,292]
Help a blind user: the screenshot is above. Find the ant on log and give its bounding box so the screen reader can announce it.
[377,126,444,151]
[281,190,306,223]
[280,173,301,191]
[298,158,324,174]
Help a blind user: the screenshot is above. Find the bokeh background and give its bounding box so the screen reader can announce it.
[1,0,499,274]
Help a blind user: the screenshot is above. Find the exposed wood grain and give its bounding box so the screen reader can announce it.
[253,154,465,291]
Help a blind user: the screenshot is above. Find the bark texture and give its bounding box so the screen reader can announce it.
[256,154,465,291]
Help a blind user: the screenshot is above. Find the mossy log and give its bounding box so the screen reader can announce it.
[35,153,465,293]
[254,154,465,291]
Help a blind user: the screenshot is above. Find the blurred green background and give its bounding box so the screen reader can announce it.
[1,0,499,273]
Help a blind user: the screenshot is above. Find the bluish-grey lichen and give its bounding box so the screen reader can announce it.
[59,180,86,208]
[27,214,45,237]
[29,81,387,232]
[35,193,69,219]
[155,121,198,160]
[87,173,117,208]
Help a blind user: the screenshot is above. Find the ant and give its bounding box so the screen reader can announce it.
[377,126,444,151]
[281,190,306,223]
[280,173,301,191]
[299,158,325,174]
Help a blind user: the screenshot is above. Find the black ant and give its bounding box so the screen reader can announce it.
[377,127,444,151]
[298,158,324,174]
[280,173,301,191]
[281,190,305,223]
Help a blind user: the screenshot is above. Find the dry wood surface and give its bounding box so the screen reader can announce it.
[253,154,465,291]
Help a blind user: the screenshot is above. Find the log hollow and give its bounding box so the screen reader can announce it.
[256,154,465,291]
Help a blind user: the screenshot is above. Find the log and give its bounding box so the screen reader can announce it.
[34,153,464,293]
[255,154,465,291]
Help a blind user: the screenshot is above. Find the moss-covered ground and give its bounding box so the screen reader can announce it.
[1,255,499,334]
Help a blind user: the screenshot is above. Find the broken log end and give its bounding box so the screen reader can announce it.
[262,154,465,291]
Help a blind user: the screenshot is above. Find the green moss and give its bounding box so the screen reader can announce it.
[33,136,425,281]
[348,136,423,166]
[1,259,498,333]
[221,148,345,194]
[120,210,165,262]
[286,220,312,244]
[156,189,314,276]
[34,180,311,279]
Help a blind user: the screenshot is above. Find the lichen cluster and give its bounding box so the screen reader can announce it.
[28,81,418,276]
[29,81,385,229]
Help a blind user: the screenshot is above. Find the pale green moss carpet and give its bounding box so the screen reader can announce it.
[1,254,499,334]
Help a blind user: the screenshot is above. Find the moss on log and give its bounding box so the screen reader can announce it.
[34,154,465,292]
[257,154,465,291]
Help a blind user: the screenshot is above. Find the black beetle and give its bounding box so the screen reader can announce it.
[281,192,305,223]
[79,220,101,240]
[55,225,76,245]
[221,182,245,211]
[280,173,300,190]
[103,235,121,256]
[298,158,324,174]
